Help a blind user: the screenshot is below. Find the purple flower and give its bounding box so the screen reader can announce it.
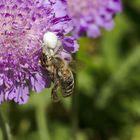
[0,0,79,104]
[66,0,122,38]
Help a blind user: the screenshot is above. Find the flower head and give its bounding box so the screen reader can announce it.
[0,0,78,104]
[67,0,122,38]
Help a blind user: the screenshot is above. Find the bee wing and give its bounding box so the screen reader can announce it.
[68,58,85,73]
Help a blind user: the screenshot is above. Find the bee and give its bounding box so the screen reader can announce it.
[40,32,74,102]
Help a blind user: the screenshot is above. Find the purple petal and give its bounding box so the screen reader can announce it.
[7,85,29,104]
[30,73,50,93]
[67,0,122,38]
[62,36,79,53]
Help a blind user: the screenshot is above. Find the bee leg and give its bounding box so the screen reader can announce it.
[51,80,60,102]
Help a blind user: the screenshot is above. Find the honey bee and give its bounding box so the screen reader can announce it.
[40,32,74,102]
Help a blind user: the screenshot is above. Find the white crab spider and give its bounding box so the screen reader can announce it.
[42,32,62,56]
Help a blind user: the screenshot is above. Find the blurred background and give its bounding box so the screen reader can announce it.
[1,0,140,140]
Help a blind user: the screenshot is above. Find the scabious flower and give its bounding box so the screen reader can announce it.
[0,0,79,104]
[66,0,122,38]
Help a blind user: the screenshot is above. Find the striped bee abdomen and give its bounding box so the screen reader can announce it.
[61,73,74,97]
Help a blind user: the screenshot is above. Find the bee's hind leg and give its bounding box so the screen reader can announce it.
[51,80,60,102]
